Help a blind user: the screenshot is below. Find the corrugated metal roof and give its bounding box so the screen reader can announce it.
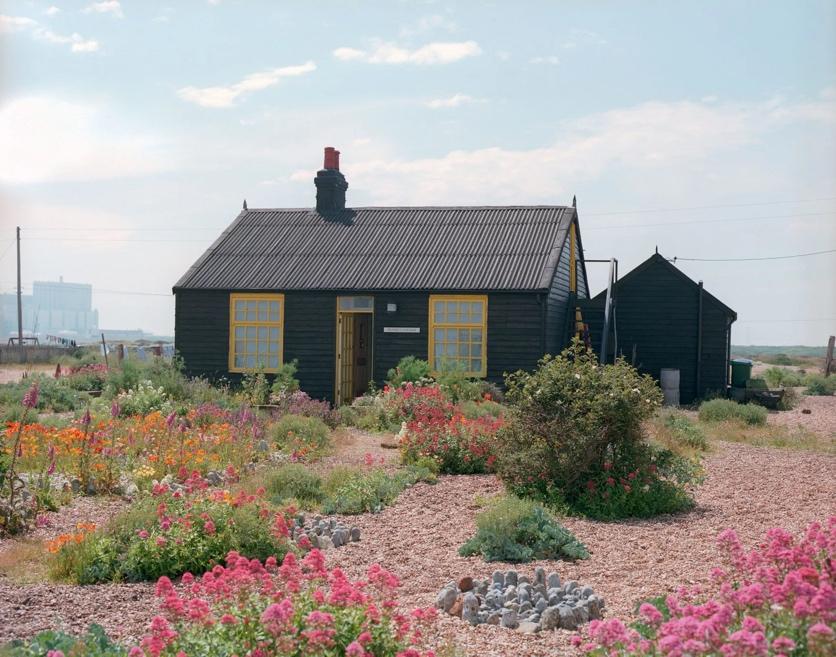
[174,206,575,291]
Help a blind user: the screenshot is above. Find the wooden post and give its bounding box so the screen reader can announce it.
[16,227,23,346]
[101,332,109,369]
[825,335,834,377]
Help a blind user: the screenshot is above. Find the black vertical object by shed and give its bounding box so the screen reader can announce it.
[577,253,736,404]
[173,148,590,403]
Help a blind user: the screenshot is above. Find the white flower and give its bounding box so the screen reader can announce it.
[632,388,640,393]
[574,374,581,379]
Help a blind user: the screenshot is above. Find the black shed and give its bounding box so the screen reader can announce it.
[577,253,736,404]
[173,147,589,403]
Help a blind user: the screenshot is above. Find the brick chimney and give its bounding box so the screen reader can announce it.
[315,146,348,213]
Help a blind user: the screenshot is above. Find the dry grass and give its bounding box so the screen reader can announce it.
[702,419,835,454]
[0,540,49,584]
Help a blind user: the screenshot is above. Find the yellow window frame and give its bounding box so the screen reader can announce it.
[428,294,488,377]
[228,293,285,373]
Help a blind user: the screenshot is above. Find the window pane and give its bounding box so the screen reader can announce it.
[246,326,257,338]
[235,326,245,338]
[434,328,444,343]
[258,327,269,341]
[246,341,256,354]
[471,359,482,372]
[445,343,456,356]
[257,341,268,354]
[269,301,280,321]
[245,355,255,368]
[472,342,483,357]
[472,328,482,342]
[445,328,457,342]
[434,301,445,322]
[471,301,483,322]
[270,327,280,340]
[235,340,245,355]
[458,343,469,356]
[458,328,470,342]
[268,341,278,354]
[235,309,246,321]
[434,345,444,358]
[258,301,268,321]
[268,356,279,368]
[235,300,246,313]
[234,355,245,368]
[446,301,456,321]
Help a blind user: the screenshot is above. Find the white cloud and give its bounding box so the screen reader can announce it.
[44,6,61,17]
[177,61,316,108]
[0,15,37,32]
[83,1,123,18]
[530,55,560,65]
[0,96,170,184]
[1,14,99,52]
[562,28,607,49]
[425,93,485,109]
[333,40,481,65]
[316,94,836,205]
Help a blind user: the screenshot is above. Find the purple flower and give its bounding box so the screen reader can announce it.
[47,459,55,475]
[22,383,39,409]
[166,411,177,429]
[82,408,92,426]
[110,401,121,418]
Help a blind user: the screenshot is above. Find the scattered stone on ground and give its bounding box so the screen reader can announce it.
[291,513,361,550]
[435,567,603,633]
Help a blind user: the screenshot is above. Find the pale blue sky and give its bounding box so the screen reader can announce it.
[1,0,835,343]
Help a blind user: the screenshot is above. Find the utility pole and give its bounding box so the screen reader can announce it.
[16,226,23,346]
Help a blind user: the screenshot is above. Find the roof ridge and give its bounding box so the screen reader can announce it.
[242,205,573,211]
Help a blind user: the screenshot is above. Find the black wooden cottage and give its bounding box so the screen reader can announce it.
[174,148,589,403]
[577,253,736,404]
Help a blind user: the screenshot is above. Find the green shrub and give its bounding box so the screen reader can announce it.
[386,356,432,387]
[114,380,172,416]
[495,340,687,518]
[269,414,331,459]
[458,399,504,420]
[763,366,804,388]
[241,368,270,405]
[2,624,126,656]
[803,373,835,396]
[321,465,435,515]
[661,412,708,450]
[269,359,300,396]
[698,399,767,425]
[104,358,189,401]
[459,495,588,562]
[49,488,294,584]
[436,366,483,403]
[0,376,86,413]
[263,463,324,507]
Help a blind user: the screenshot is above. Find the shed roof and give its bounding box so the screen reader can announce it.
[592,253,737,320]
[174,206,577,292]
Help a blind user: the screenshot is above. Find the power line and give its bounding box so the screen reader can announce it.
[584,210,831,231]
[0,240,15,262]
[673,248,836,262]
[584,195,836,216]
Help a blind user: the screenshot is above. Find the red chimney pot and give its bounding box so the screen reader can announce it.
[323,146,340,171]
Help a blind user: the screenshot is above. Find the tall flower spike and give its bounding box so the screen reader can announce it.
[82,408,92,426]
[22,383,39,409]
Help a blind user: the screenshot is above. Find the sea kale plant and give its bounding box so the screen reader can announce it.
[496,340,697,519]
[573,518,836,657]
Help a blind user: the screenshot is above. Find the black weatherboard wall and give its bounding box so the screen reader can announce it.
[176,289,552,402]
[578,253,736,404]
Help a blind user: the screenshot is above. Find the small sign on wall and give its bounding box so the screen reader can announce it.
[383,327,421,334]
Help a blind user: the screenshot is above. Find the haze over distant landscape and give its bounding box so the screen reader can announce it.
[1,1,834,343]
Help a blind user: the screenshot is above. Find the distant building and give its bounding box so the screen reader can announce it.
[0,277,99,339]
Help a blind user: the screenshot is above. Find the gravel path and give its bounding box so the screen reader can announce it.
[0,433,833,654]
[768,394,836,439]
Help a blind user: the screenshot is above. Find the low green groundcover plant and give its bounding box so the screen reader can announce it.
[264,463,325,508]
[698,399,768,425]
[48,475,295,584]
[573,518,835,657]
[661,412,709,451]
[321,463,436,515]
[385,355,433,387]
[129,550,437,657]
[459,495,589,562]
[2,624,125,657]
[270,414,331,460]
[804,373,836,396]
[496,340,697,519]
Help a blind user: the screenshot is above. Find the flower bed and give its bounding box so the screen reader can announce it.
[48,475,296,583]
[575,518,835,656]
[131,550,437,657]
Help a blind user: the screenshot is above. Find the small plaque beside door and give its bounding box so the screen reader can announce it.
[383,327,420,333]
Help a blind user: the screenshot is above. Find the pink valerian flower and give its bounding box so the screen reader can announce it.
[46,651,64,657]
[261,598,294,636]
[639,602,664,626]
[22,383,39,409]
[203,520,216,535]
[808,622,834,639]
